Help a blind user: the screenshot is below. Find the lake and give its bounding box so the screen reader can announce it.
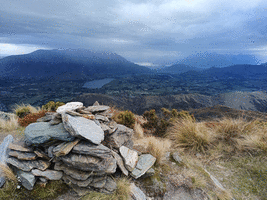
[82,78,114,89]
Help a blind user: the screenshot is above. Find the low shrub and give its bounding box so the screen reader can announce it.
[113,110,135,129]
[18,110,47,127]
[42,101,65,111]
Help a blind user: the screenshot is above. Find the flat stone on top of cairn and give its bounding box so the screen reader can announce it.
[56,102,83,114]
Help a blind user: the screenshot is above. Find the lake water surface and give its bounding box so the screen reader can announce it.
[82,78,114,89]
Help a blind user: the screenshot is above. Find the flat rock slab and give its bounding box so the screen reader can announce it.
[34,149,50,160]
[111,150,128,176]
[95,115,109,122]
[62,174,93,187]
[24,122,75,145]
[7,157,50,172]
[104,124,134,149]
[53,139,80,157]
[54,161,92,181]
[59,153,116,174]
[8,150,37,160]
[8,143,32,152]
[0,135,14,187]
[62,114,104,145]
[56,102,83,114]
[119,146,138,172]
[31,169,63,180]
[130,183,147,200]
[16,169,36,190]
[84,105,110,113]
[131,154,156,179]
[72,141,112,158]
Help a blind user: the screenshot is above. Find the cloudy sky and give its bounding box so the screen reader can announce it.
[0,0,267,66]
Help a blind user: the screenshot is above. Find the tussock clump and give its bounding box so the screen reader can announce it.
[134,123,144,139]
[0,164,17,183]
[166,117,213,153]
[14,103,41,118]
[0,116,19,131]
[42,101,65,111]
[133,136,171,165]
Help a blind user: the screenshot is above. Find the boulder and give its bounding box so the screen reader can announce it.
[16,169,36,190]
[24,122,75,145]
[130,183,147,200]
[56,102,83,114]
[7,157,50,172]
[31,169,63,180]
[119,146,138,172]
[131,154,156,179]
[62,114,104,145]
[59,153,116,174]
[84,105,110,113]
[104,125,134,149]
[53,139,80,157]
[0,135,14,187]
[8,143,32,152]
[8,150,37,160]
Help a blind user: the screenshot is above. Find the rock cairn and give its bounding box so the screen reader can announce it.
[1,101,156,198]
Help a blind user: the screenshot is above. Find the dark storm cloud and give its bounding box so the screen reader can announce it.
[0,0,267,65]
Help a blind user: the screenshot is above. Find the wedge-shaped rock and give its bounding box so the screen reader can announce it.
[34,149,50,160]
[62,114,104,145]
[53,139,80,157]
[119,146,138,172]
[104,125,134,149]
[101,176,117,193]
[66,110,83,116]
[8,143,32,152]
[7,157,50,172]
[131,154,156,179]
[16,169,36,190]
[59,153,116,174]
[8,150,37,160]
[62,174,93,187]
[54,161,92,181]
[24,122,75,145]
[84,105,110,113]
[130,183,147,200]
[0,135,13,187]
[31,169,63,180]
[56,102,83,114]
[95,115,109,122]
[72,141,112,158]
[111,150,128,176]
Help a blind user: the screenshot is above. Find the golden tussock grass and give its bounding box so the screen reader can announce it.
[0,164,17,183]
[166,117,213,153]
[133,136,171,165]
[0,116,19,131]
[133,122,144,139]
[13,103,41,118]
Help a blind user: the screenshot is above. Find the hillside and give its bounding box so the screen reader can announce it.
[0,49,152,80]
[157,64,201,74]
[73,91,267,116]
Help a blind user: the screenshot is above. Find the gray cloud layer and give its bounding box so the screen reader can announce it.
[0,0,267,65]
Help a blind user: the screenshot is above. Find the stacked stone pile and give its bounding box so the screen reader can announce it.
[0,101,156,198]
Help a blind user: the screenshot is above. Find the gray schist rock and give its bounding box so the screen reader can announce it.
[16,169,36,190]
[56,102,83,114]
[105,124,134,149]
[31,169,63,180]
[62,174,94,187]
[101,176,117,193]
[24,122,75,145]
[0,135,14,187]
[8,143,32,152]
[95,115,109,122]
[119,146,138,172]
[62,114,104,145]
[172,151,182,164]
[131,154,156,179]
[54,161,93,181]
[111,150,129,176]
[8,150,37,160]
[84,105,110,113]
[59,153,116,174]
[7,157,50,172]
[130,183,147,200]
[53,139,80,157]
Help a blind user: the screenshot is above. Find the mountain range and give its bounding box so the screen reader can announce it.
[0,49,152,80]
